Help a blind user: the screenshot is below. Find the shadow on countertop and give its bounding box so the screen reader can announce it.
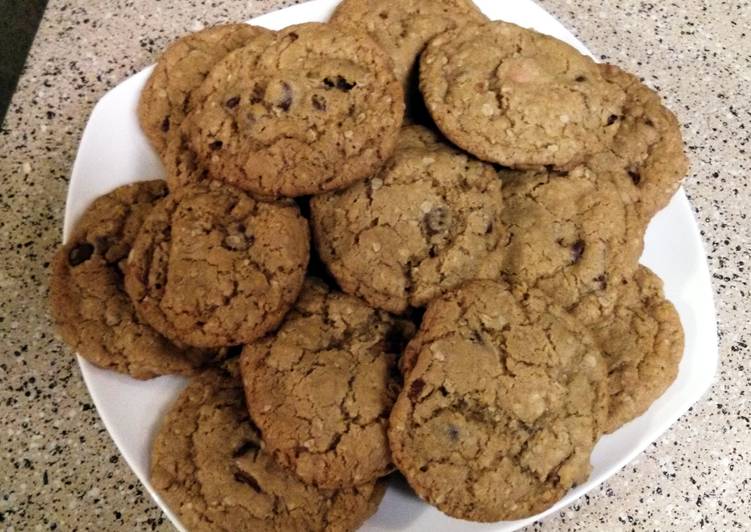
[0,0,48,127]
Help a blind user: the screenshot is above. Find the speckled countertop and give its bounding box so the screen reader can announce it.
[0,0,748,530]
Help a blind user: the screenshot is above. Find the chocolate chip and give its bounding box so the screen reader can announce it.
[575,75,587,82]
[424,206,452,236]
[232,439,260,458]
[379,12,388,19]
[277,82,293,111]
[595,273,608,290]
[225,96,240,108]
[250,83,265,104]
[288,32,299,41]
[160,116,170,133]
[570,240,585,263]
[312,94,327,111]
[233,470,262,492]
[607,114,619,126]
[408,379,425,400]
[446,424,460,441]
[68,242,94,266]
[209,140,223,151]
[337,76,356,91]
[645,118,655,127]
[324,75,356,92]
[628,170,642,185]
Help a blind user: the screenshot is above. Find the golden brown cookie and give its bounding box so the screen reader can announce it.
[311,125,505,314]
[330,0,487,103]
[49,181,222,379]
[162,116,211,193]
[138,24,271,155]
[151,365,385,532]
[125,182,309,348]
[590,266,684,433]
[240,279,414,489]
[500,165,644,322]
[188,23,404,198]
[588,64,688,222]
[420,21,626,169]
[389,280,608,521]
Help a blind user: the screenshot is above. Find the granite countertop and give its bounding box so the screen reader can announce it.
[1,0,748,530]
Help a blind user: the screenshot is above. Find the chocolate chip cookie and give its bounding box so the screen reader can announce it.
[389,280,608,521]
[138,24,271,155]
[151,364,385,532]
[240,279,413,489]
[188,23,404,198]
[590,266,684,433]
[500,165,644,321]
[311,125,505,314]
[330,0,487,102]
[420,21,626,169]
[163,116,211,193]
[125,182,309,348]
[50,181,221,379]
[589,64,688,221]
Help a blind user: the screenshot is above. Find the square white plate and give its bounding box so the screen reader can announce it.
[64,0,719,530]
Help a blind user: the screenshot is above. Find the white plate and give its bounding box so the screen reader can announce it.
[64,1,719,530]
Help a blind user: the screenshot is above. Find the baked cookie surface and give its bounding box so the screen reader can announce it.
[189,23,404,198]
[330,0,487,98]
[163,116,211,193]
[500,165,644,321]
[151,365,385,532]
[588,64,688,221]
[138,24,271,155]
[389,280,608,521]
[420,21,626,169]
[50,181,220,379]
[125,182,309,348]
[240,279,413,489]
[590,266,684,433]
[311,125,505,314]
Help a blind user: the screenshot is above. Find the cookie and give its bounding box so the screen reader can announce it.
[330,0,487,99]
[49,181,222,379]
[500,165,644,321]
[311,125,505,314]
[138,24,271,155]
[588,64,688,221]
[188,22,404,198]
[420,21,626,169]
[388,280,608,521]
[125,182,309,348]
[240,279,414,489]
[151,365,385,532]
[163,116,211,193]
[590,266,684,433]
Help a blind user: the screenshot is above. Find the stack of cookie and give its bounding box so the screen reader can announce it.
[50,0,689,528]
